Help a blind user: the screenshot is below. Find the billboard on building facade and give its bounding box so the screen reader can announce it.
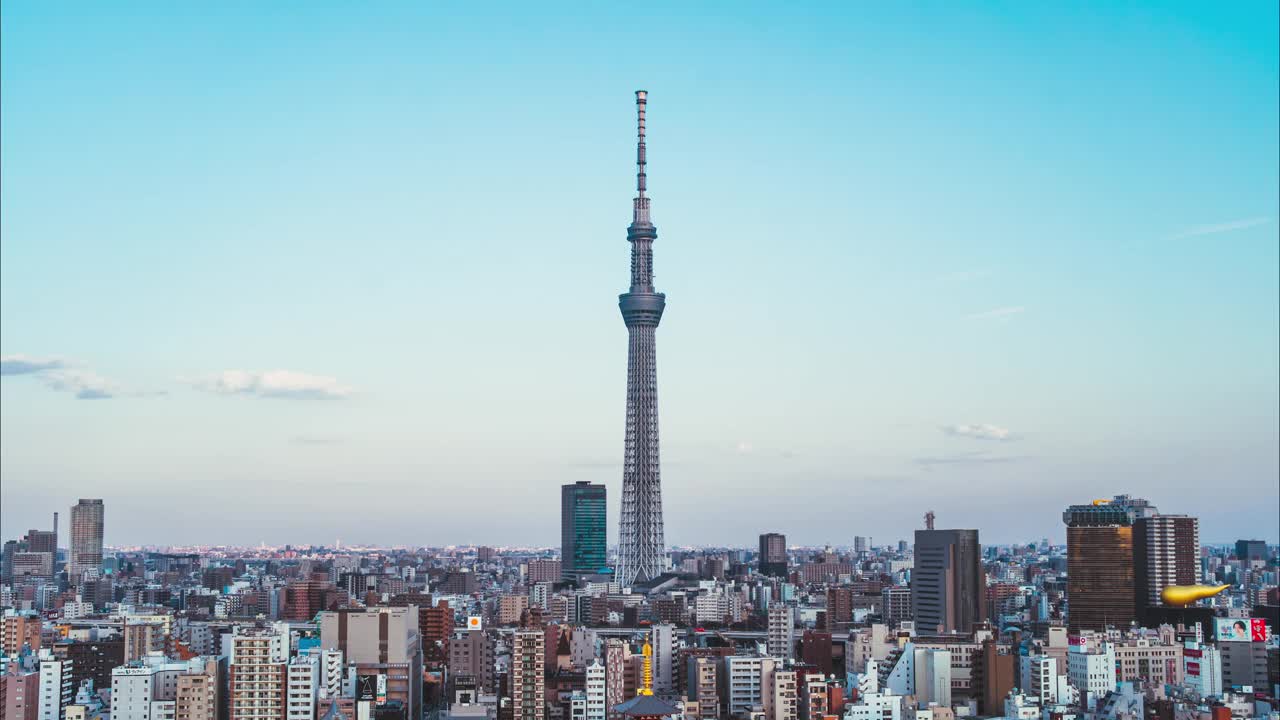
[1214,617,1267,642]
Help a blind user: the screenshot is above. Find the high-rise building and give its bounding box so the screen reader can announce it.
[1235,540,1267,565]
[881,587,912,629]
[69,500,104,583]
[824,588,853,631]
[1134,515,1200,612]
[123,622,166,664]
[282,580,341,622]
[685,657,719,720]
[768,606,795,660]
[318,608,423,720]
[771,667,799,720]
[1018,655,1065,705]
[911,528,984,633]
[1183,645,1222,698]
[604,640,627,720]
[526,560,561,585]
[3,614,42,657]
[111,658,212,720]
[562,482,607,583]
[722,656,766,716]
[510,631,545,720]
[228,625,289,720]
[980,639,1016,717]
[53,639,125,691]
[37,652,74,720]
[316,649,345,700]
[649,624,674,695]
[499,596,529,626]
[615,90,668,588]
[1062,495,1156,632]
[420,600,454,655]
[1219,640,1268,690]
[914,650,952,709]
[1,541,19,584]
[585,661,606,720]
[800,631,834,677]
[1,668,39,720]
[448,629,496,694]
[11,553,53,581]
[1066,643,1116,710]
[175,661,220,720]
[23,530,56,558]
[758,534,787,578]
[286,654,319,720]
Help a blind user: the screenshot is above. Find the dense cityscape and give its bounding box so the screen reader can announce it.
[3,90,1280,720]
[0,494,1277,720]
[0,7,1274,720]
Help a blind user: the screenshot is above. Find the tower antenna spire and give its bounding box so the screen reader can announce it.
[633,90,650,226]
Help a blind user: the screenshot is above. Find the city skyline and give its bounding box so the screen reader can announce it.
[2,3,1278,547]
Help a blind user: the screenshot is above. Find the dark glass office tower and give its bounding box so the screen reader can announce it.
[758,533,787,577]
[1236,539,1267,563]
[912,528,985,633]
[561,482,607,582]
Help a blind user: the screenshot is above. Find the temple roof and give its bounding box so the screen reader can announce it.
[612,695,680,718]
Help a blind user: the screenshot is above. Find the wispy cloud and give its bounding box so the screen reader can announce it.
[915,451,1026,468]
[943,423,1015,441]
[0,355,66,376]
[0,354,157,400]
[185,370,354,400]
[1168,217,1270,240]
[41,368,118,399]
[964,306,1024,321]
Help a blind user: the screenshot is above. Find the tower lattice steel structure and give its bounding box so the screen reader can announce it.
[615,90,666,588]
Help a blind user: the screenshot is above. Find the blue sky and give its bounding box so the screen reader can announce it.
[2,2,1277,547]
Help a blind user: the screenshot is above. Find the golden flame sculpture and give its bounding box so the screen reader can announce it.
[1161,584,1229,606]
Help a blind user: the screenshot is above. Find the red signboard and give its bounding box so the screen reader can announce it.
[1186,661,1200,676]
[1249,618,1268,642]
[1185,648,1202,658]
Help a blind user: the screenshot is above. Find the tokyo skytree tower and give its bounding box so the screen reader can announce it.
[615,90,667,588]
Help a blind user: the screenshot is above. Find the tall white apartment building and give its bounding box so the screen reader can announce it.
[286,654,318,720]
[767,606,794,660]
[37,652,74,720]
[1067,643,1116,711]
[585,661,606,720]
[229,624,290,720]
[723,656,766,716]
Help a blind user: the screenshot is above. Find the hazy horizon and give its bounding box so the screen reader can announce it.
[2,3,1277,548]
